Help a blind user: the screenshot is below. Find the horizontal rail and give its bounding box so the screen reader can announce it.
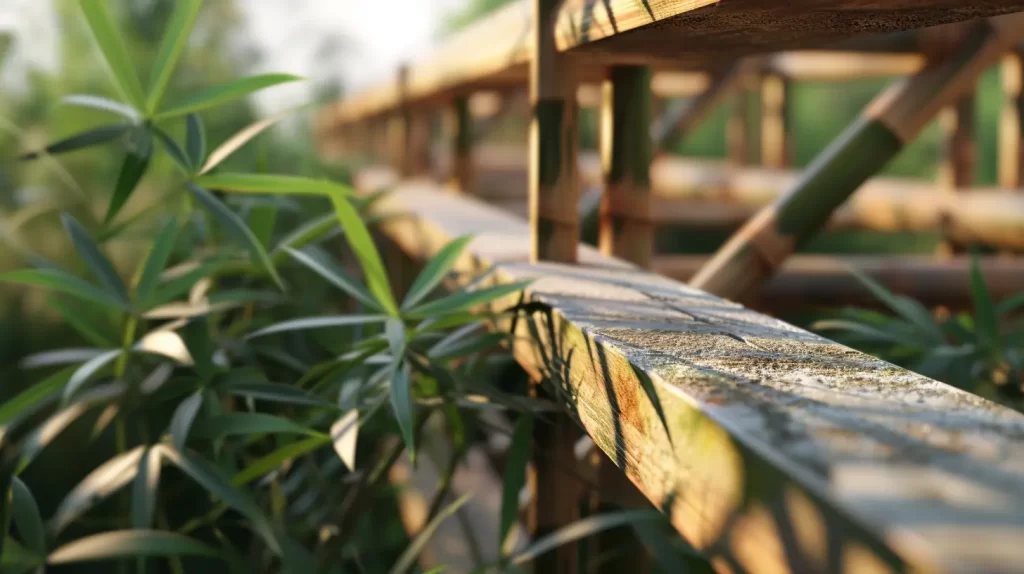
[320,1,1024,127]
[360,170,1024,573]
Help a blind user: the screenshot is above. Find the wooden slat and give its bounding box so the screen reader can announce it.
[362,173,1024,574]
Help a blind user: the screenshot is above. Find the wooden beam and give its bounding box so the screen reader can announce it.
[760,72,790,169]
[764,51,925,80]
[599,65,653,267]
[360,174,1024,574]
[937,94,977,190]
[651,63,750,150]
[999,51,1024,189]
[690,15,1024,302]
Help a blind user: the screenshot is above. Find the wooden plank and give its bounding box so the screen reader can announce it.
[690,15,1024,302]
[999,51,1024,189]
[760,72,791,169]
[361,174,1024,574]
[652,254,1024,309]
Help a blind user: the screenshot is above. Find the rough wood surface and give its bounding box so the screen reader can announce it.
[360,172,1024,574]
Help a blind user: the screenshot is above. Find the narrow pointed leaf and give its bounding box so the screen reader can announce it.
[389,493,472,574]
[136,217,179,303]
[181,317,215,382]
[969,251,999,349]
[331,195,397,314]
[152,128,192,173]
[194,173,350,196]
[191,413,324,441]
[63,94,141,122]
[159,446,281,554]
[131,447,162,529]
[247,314,387,339]
[848,268,943,344]
[146,260,224,309]
[284,246,379,310]
[501,414,532,551]
[0,367,74,424]
[271,215,337,262]
[47,297,117,347]
[170,391,203,450]
[248,203,277,249]
[155,74,302,119]
[61,214,129,304]
[406,281,531,319]
[79,0,146,108]
[2,537,43,570]
[10,477,44,554]
[200,107,300,174]
[47,530,220,564]
[50,446,146,534]
[19,124,129,160]
[63,349,122,402]
[187,184,283,290]
[145,0,202,113]
[390,362,415,454]
[0,268,127,312]
[403,235,472,310]
[510,510,661,566]
[217,381,331,408]
[106,143,152,223]
[330,410,359,472]
[231,436,330,487]
[185,113,206,168]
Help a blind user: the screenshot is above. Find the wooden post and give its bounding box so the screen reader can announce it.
[690,16,1024,302]
[760,72,790,169]
[937,93,976,189]
[727,73,752,167]
[529,0,579,264]
[651,63,747,151]
[599,65,653,268]
[451,95,474,193]
[999,51,1023,189]
[398,64,415,177]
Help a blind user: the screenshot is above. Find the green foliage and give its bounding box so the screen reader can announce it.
[814,254,1024,410]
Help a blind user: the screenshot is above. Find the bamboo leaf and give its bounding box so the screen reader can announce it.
[389,493,472,574]
[510,510,660,566]
[194,173,350,196]
[155,74,302,119]
[848,268,943,345]
[63,349,123,402]
[406,281,531,319]
[170,391,203,451]
[284,246,380,311]
[218,380,330,408]
[271,215,338,261]
[159,445,281,554]
[429,332,508,362]
[248,203,277,249]
[145,0,202,113]
[1,537,43,570]
[179,115,205,169]
[63,94,141,122]
[136,217,179,303]
[50,446,146,534]
[47,530,220,564]
[152,127,192,173]
[331,195,397,314]
[390,362,415,456]
[146,260,224,309]
[106,135,153,223]
[0,367,74,425]
[200,107,301,175]
[181,317,215,382]
[61,214,129,305]
[131,447,162,529]
[10,477,45,554]
[969,251,999,350]
[79,0,146,108]
[231,436,330,487]
[47,297,117,347]
[187,184,283,290]
[500,414,532,551]
[330,410,359,472]
[403,235,472,310]
[19,124,129,160]
[191,413,325,441]
[0,268,127,312]
[247,314,387,339]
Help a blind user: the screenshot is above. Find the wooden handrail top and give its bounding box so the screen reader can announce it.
[321,2,1024,127]
[360,169,1024,573]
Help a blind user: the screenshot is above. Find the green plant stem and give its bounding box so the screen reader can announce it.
[113,315,138,379]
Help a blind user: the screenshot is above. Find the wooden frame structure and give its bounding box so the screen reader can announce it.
[319,3,1024,572]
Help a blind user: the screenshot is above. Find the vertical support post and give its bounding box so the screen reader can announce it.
[999,51,1023,189]
[397,64,415,177]
[937,93,976,189]
[599,65,653,268]
[451,95,474,193]
[727,73,751,167]
[529,0,579,263]
[690,16,1024,302]
[760,73,790,169]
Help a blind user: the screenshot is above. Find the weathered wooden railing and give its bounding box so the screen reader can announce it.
[319,2,1024,572]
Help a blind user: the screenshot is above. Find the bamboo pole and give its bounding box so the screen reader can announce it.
[727,73,752,167]
[650,63,748,151]
[599,65,653,268]
[690,15,1024,302]
[529,0,579,263]
[937,93,976,189]
[760,72,790,169]
[398,64,415,177]
[451,95,474,193]
[999,51,1023,189]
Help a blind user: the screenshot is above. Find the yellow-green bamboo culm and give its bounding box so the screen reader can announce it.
[690,14,1024,302]
[599,65,653,268]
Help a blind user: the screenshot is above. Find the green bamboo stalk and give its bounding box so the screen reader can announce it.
[599,65,653,268]
[690,14,1024,302]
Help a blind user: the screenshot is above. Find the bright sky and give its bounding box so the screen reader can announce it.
[0,0,467,111]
